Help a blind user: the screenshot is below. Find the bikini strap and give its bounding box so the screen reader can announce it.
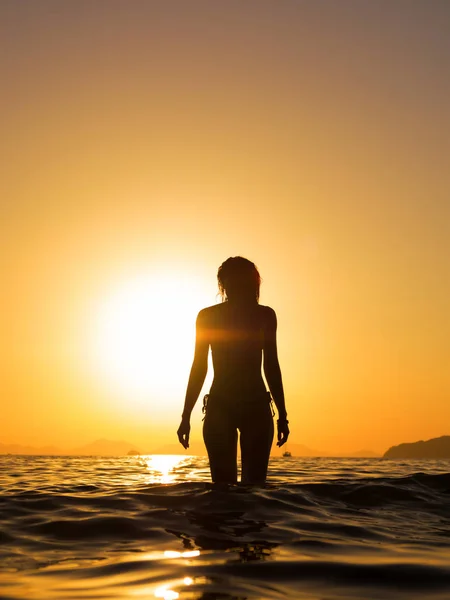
[202,394,209,420]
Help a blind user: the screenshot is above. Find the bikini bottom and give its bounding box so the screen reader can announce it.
[202,391,274,484]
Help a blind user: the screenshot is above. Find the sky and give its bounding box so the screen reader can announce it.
[1,0,449,455]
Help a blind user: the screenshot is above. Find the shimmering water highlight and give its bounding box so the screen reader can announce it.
[1,455,450,599]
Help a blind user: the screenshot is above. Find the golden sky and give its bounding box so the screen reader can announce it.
[2,1,449,454]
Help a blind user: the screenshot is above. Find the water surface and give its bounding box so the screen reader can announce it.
[1,455,450,599]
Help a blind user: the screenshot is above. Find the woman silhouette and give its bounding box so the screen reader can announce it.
[177,257,289,484]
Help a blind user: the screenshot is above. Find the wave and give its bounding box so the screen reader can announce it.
[1,458,450,599]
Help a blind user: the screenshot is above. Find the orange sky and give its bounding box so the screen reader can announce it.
[2,1,449,454]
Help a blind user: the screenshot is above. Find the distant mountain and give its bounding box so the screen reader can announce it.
[0,439,141,456]
[384,436,450,459]
[0,442,62,455]
[71,439,141,456]
[0,439,381,458]
[347,449,380,458]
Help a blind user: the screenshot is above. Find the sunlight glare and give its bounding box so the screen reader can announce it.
[90,271,211,409]
[163,550,200,559]
[154,587,179,600]
[145,454,190,484]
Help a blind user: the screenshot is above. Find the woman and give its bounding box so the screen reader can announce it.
[177,257,289,484]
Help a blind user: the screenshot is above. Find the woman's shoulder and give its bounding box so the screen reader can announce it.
[258,304,276,317]
[196,304,222,322]
[197,303,276,321]
[258,305,277,328]
[198,303,222,315]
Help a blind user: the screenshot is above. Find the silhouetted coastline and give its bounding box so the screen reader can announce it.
[384,435,450,459]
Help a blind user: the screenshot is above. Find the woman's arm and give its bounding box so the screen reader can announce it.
[263,308,287,418]
[263,307,289,446]
[178,310,209,448]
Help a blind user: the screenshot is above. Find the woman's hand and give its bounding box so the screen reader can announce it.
[177,417,191,449]
[276,419,290,447]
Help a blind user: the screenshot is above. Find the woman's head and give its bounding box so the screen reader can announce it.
[217,256,261,303]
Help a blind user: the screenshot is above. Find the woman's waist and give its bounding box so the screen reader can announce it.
[202,388,273,421]
[208,378,269,403]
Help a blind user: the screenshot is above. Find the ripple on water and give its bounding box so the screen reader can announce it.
[1,456,450,599]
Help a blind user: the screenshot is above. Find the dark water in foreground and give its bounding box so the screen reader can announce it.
[1,456,450,600]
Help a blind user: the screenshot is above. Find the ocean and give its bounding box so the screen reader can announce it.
[1,455,450,600]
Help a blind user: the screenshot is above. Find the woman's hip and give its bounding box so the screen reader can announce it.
[202,390,274,426]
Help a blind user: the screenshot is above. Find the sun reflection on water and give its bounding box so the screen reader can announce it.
[153,551,200,598]
[144,454,192,484]
[130,551,201,598]
[154,586,179,600]
[164,550,200,559]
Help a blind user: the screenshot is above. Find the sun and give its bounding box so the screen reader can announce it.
[89,270,213,409]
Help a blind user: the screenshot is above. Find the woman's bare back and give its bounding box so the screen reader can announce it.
[198,302,273,399]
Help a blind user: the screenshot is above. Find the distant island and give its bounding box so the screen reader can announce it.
[0,438,380,457]
[0,439,142,457]
[384,435,450,459]
[3,435,450,459]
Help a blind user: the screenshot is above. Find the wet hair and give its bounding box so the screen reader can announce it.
[217,256,261,302]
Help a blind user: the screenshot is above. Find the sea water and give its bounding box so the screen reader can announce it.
[1,455,450,599]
